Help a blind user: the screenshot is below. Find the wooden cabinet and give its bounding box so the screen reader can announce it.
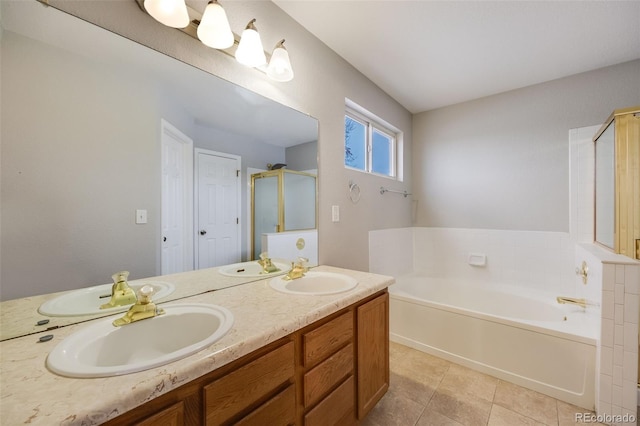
[299,311,356,425]
[204,341,295,425]
[135,401,185,426]
[357,292,389,419]
[104,290,388,426]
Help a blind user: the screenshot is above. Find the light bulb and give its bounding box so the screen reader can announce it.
[267,40,294,82]
[143,0,189,28]
[197,0,234,49]
[235,19,266,67]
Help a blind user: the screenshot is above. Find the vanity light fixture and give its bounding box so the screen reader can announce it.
[235,19,267,67]
[197,0,234,49]
[266,39,294,82]
[137,0,294,81]
[143,0,189,28]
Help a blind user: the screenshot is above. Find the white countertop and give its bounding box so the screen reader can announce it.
[0,265,393,425]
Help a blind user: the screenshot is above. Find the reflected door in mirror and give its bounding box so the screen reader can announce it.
[196,150,241,269]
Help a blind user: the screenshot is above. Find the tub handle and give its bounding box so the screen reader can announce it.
[575,261,588,284]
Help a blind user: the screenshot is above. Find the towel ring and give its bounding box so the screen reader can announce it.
[348,180,361,203]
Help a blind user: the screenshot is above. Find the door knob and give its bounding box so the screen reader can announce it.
[200,230,207,235]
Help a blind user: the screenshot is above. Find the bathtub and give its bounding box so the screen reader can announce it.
[389,273,598,409]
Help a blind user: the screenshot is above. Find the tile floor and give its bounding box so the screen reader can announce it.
[362,342,606,426]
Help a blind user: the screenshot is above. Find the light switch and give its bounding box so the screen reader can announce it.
[136,209,147,224]
[331,205,340,222]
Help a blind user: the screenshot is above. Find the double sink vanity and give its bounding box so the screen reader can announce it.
[0,263,393,425]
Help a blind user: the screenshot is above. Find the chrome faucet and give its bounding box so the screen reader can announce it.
[257,252,280,274]
[100,271,137,309]
[113,285,164,326]
[556,296,592,309]
[284,257,308,280]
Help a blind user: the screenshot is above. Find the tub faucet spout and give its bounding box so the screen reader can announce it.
[556,296,590,308]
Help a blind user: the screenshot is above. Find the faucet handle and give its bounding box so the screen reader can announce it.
[111,270,130,284]
[137,285,156,304]
[296,257,309,267]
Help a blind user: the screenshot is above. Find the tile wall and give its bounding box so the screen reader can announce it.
[577,244,639,424]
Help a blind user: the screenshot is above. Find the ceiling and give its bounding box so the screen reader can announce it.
[274,0,640,114]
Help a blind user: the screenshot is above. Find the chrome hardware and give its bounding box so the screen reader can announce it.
[100,271,137,310]
[575,261,588,284]
[113,285,165,326]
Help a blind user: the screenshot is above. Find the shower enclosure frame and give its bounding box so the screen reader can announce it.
[250,169,317,260]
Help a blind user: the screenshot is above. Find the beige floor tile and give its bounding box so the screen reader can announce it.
[416,407,466,426]
[488,404,547,426]
[437,363,498,403]
[391,344,451,388]
[556,401,606,426]
[493,380,558,425]
[389,371,438,406]
[427,387,493,426]
[361,385,426,426]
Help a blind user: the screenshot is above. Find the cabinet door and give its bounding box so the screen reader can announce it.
[356,292,389,419]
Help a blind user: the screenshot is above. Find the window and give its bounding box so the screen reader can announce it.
[344,106,398,178]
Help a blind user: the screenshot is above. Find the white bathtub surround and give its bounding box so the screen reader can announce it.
[371,227,577,295]
[368,227,413,277]
[577,244,639,423]
[369,230,640,415]
[389,274,597,408]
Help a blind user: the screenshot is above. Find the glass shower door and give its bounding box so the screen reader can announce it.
[252,174,279,258]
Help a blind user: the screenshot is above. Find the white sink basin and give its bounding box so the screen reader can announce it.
[38,281,175,317]
[269,271,358,295]
[46,303,233,378]
[218,260,289,278]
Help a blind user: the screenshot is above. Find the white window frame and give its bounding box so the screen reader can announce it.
[344,102,400,180]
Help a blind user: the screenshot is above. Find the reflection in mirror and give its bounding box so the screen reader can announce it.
[594,122,615,249]
[0,2,318,340]
[251,170,317,260]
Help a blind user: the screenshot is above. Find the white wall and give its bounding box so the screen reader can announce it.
[0,28,295,298]
[413,60,640,232]
[1,31,160,298]
[44,0,414,273]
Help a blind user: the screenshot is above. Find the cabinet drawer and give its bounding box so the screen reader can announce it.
[303,311,353,366]
[234,384,295,426]
[135,401,184,426]
[204,341,294,425]
[304,375,355,426]
[304,343,353,407]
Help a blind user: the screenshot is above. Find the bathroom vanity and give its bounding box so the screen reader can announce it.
[0,266,392,425]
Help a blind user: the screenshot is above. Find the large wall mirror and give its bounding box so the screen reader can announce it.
[0,1,318,340]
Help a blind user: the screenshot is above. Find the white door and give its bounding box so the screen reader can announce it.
[196,150,241,269]
[161,120,193,275]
